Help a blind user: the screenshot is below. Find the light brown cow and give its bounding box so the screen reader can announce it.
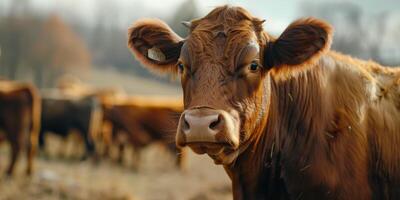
[128,5,400,200]
[102,96,186,170]
[0,81,41,175]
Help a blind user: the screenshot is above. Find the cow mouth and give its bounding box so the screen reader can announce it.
[186,142,239,165]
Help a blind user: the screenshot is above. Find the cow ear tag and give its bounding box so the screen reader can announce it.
[147,47,166,62]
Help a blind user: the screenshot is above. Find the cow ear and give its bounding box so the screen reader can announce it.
[264,18,333,68]
[128,19,184,74]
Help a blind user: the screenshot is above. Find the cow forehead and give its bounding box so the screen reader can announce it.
[184,28,260,70]
[179,6,266,72]
[188,20,258,46]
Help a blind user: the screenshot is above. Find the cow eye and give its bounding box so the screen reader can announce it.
[249,61,259,72]
[177,62,184,72]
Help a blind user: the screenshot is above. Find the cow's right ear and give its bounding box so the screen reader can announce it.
[128,19,184,74]
[263,17,332,69]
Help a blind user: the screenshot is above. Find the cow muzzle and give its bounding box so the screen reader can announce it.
[176,107,240,164]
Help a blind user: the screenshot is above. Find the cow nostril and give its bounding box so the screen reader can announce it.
[209,115,222,130]
[183,116,190,131]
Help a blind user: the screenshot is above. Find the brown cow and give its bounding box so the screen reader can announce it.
[127,5,400,200]
[102,96,186,170]
[0,81,41,175]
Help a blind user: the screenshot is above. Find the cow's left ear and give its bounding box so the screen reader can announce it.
[128,18,184,74]
[264,18,333,68]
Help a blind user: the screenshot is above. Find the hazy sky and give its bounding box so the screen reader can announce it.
[1,0,399,33]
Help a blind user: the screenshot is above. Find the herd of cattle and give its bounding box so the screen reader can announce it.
[0,78,185,176]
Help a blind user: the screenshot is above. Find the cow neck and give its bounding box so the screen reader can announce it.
[267,66,329,198]
[225,65,328,199]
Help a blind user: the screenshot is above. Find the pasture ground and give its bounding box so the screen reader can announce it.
[0,136,231,200]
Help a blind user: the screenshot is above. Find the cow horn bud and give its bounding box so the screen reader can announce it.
[181,21,191,29]
[254,19,266,26]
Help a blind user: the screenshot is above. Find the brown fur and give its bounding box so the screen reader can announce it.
[128,5,400,200]
[0,81,41,176]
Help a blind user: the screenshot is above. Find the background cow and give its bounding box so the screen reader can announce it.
[128,5,400,200]
[0,81,41,175]
[102,96,186,170]
[39,91,102,160]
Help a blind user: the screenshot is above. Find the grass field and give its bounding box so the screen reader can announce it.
[0,136,231,200]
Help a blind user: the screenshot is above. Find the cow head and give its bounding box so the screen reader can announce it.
[128,6,332,165]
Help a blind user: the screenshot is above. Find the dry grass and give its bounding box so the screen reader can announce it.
[0,138,231,200]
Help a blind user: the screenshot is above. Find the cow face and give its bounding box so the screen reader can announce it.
[128,6,332,165]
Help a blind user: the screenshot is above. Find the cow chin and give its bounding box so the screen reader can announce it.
[208,148,240,165]
[176,108,241,165]
[185,141,240,165]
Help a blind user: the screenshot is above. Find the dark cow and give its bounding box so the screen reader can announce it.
[53,77,126,159]
[102,96,186,170]
[39,92,102,159]
[128,5,400,200]
[0,81,40,175]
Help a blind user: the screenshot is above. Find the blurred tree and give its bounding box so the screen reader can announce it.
[299,1,399,66]
[300,2,365,58]
[80,0,180,82]
[373,12,400,66]
[0,11,91,87]
[0,16,38,79]
[368,13,387,63]
[0,0,34,79]
[87,0,145,74]
[28,15,91,87]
